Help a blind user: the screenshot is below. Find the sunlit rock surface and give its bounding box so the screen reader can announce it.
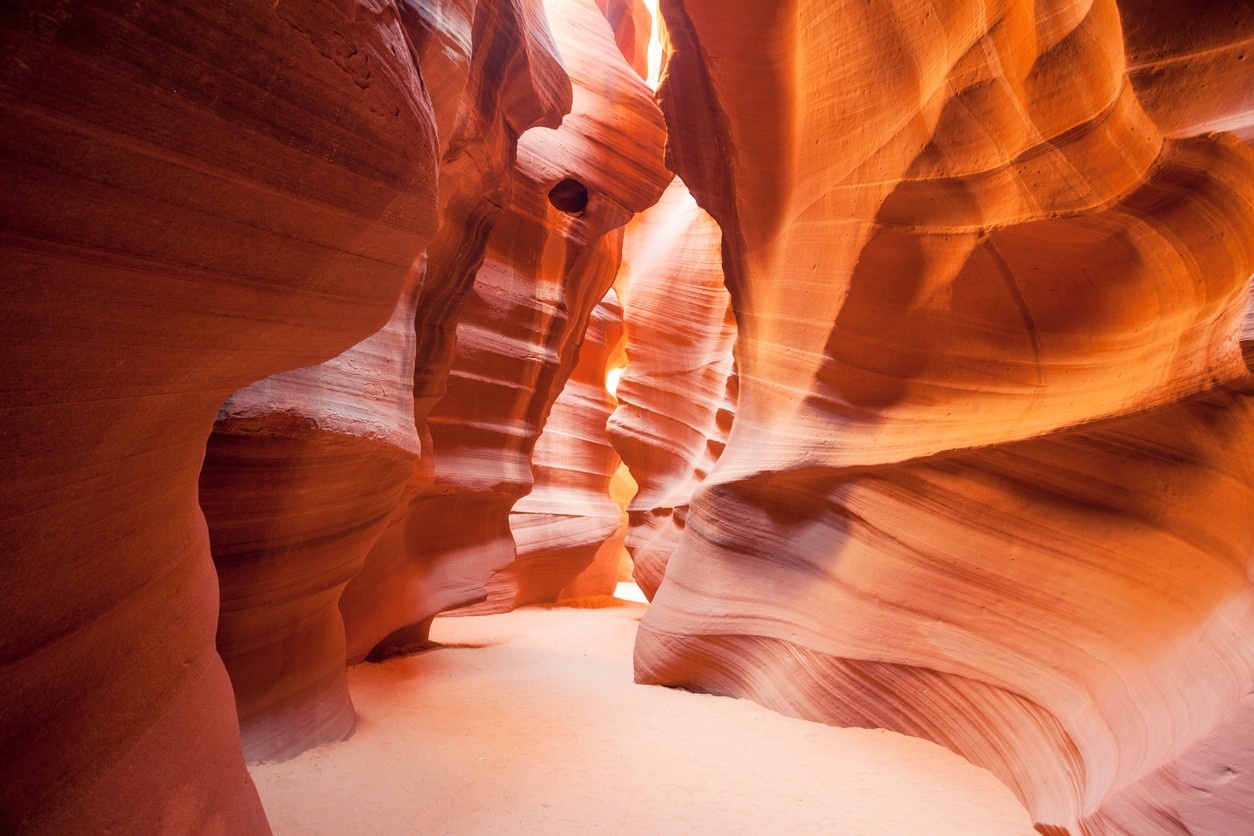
[485,290,630,609]
[593,0,652,79]
[0,1,441,831]
[607,177,737,599]
[7,1,1254,832]
[452,290,629,613]
[639,1,1254,832]
[197,0,569,764]
[340,0,669,662]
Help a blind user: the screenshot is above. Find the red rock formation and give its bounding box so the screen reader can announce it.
[641,1,1254,831]
[197,0,570,764]
[340,0,670,661]
[554,463,637,598]
[594,0,653,79]
[607,177,737,599]
[1118,0,1254,140]
[487,290,629,609]
[0,1,441,831]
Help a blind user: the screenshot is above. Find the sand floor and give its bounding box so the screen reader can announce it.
[251,593,1035,835]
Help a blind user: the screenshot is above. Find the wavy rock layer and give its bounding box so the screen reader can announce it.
[340,0,670,662]
[196,0,569,764]
[0,1,441,831]
[607,177,737,599]
[465,290,630,611]
[642,0,1254,831]
[1118,0,1254,141]
[594,0,653,79]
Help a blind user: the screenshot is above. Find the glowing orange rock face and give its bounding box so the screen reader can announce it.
[1118,0,1254,141]
[608,177,737,600]
[0,0,441,831]
[640,0,1254,831]
[197,0,570,764]
[594,0,653,78]
[457,290,631,611]
[339,0,669,662]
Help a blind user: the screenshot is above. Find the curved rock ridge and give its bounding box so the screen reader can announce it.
[607,177,738,599]
[458,289,630,612]
[0,0,442,831]
[1093,692,1254,835]
[557,455,639,598]
[643,0,1254,831]
[594,0,653,80]
[340,0,670,662]
[1118,0,1254,141]
[198,0,570,764]
[637,384,1254,833]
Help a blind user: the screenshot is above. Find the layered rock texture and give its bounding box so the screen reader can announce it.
[0,1,442,831]
[7,0,1254,833]
[468,290,631,611]
[198,0,571,767]
[197,0,571,764]
[639,0,1254,833]
[607,177,737,599]
[339,0,669,661]
[1118,0,1254,141]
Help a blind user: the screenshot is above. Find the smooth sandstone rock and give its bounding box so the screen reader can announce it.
[340,0,669,661]
[486,290,630,609]
[594,0,653,79]
[642,1,1254,831]
[198,0,570,764]
[0,0,440,831]
[8,1,1254,832]
[607,177,737,599]
[1118,0,1254,141]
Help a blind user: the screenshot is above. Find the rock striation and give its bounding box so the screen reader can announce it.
[1118,0,1254,141]
[607,177,737,599]
[339,0,670,661]
[7,1,1254,833]
[593,0,653,80]
[0,0,442,831]
[519,290,632,602]
[197,0,571,763]
[463,290,630,611]
[640,0,1254,832]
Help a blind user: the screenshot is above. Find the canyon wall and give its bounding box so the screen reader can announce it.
[0,1,444,831]
[639,0,1254,833]
[339,0,669,662]
[466,290,630,611]
[607,177,737,599]
[1118,0,1254,141]
[6,0,1254,832]
[197,0,571,763]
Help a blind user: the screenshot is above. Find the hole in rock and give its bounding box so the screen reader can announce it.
[548,177,589,213]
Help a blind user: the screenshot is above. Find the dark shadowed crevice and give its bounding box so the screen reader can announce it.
[549,177,589,213]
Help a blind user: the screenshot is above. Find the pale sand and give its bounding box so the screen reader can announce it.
[251,593,1036,835]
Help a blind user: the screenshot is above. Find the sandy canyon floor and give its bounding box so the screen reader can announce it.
[251,591,1035,835]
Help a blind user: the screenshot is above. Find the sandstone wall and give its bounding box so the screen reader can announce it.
[0,1,443,830]
[197,0,571,763]
[485,290,630,609]
[339,0,669,662]
[607,177,737,599]
[640,1,1254,831]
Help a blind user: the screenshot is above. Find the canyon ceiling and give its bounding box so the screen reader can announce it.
[2,1,1253,834]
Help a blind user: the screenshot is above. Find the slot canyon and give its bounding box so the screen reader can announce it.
[1,0,1253,833]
